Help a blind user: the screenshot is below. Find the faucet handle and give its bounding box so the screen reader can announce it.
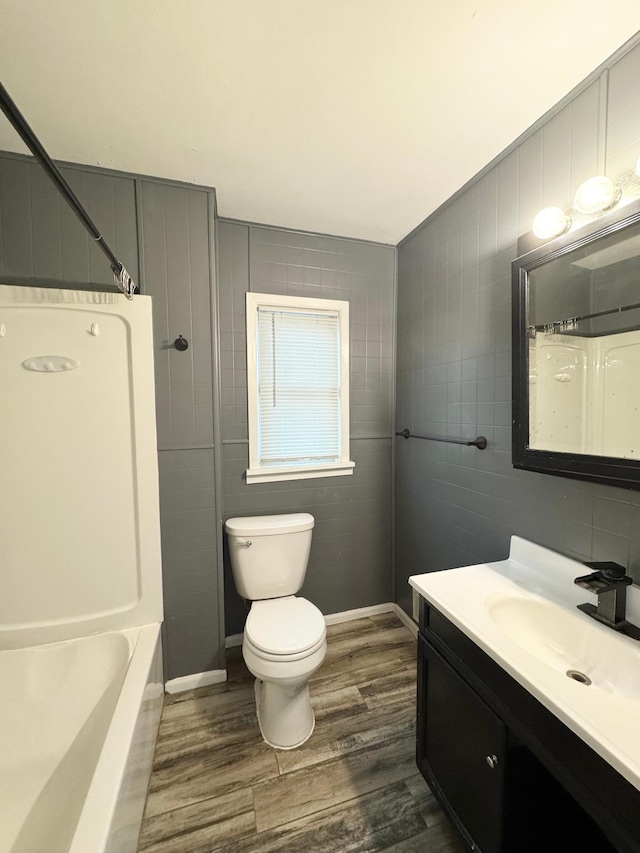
[583,561,628,580]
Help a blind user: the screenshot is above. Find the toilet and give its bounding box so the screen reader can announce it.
[224,512,327,749]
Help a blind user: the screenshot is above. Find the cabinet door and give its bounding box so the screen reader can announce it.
[419,636,506,853]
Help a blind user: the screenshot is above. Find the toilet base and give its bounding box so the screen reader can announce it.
[254,678,316,750]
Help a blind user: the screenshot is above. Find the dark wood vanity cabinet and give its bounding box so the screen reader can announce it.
[421,638,506,852]
[417,601,640,853]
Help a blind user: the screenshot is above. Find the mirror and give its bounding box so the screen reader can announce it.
[512,196,640,490]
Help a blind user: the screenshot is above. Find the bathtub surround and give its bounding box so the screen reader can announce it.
[528,329,640,457]
[395,36,640,617]
[0,286,164,852]
[0,287,162,645]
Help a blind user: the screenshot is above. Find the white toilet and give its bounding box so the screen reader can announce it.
[224,512,327,750]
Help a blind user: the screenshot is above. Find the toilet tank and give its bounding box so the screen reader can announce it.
[224,513,314,600]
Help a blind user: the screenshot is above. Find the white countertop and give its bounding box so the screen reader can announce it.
[409,535,640,792]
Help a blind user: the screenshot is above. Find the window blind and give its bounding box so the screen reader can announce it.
[257,307,341,467]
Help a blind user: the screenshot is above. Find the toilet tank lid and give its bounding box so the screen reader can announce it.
[224,512,314,537]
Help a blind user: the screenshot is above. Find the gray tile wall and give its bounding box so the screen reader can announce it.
[0,154,222,681]
[140,181,222,679]
[140,182,214,449]
[0,153,396,676]
[157,449,220,678]
[395,42,640,617]
[217,222,396,635]
[0,155,138,288]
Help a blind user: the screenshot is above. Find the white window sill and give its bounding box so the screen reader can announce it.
[246,460,355,485]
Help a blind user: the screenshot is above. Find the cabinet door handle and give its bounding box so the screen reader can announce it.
[485,754,499,769]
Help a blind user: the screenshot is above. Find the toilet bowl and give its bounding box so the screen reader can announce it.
[225,512,327,749]
[242,596,327,749]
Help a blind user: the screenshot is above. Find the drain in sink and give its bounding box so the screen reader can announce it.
[566,669,591,685]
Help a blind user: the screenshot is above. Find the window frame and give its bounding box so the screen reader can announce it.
[245,291,354,484]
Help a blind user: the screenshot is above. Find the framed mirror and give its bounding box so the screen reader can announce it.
[512,195,640,490]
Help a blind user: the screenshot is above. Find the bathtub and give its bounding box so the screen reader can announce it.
[0,624,164,853]
[0,290,165,851]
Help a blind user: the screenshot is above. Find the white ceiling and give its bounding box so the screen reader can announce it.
[1,1,639,244]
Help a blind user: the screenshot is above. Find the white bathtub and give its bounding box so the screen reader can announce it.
[0,290,165,851]
[0,624,164,853]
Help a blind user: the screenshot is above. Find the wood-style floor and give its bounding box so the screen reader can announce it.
[138,612,466,852]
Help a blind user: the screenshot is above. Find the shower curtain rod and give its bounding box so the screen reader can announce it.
[0,82,136,299]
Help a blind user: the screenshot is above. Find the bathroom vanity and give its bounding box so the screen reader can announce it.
[410,538,640,853]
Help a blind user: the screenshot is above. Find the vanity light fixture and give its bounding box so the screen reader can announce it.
[531,164,640,243]
[532,207,571,240]
[573,175,621,215]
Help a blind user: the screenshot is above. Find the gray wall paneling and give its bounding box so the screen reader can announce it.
[0,149,396,676]
[139,180,223,680]
[217,221,396,635]
[394,40,640,618]
[0,152,223,681]
[0,156,139,288]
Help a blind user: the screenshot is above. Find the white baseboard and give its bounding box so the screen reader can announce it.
[225,601,417,646]
[324,602,395,625]
[165,668,227,694]
[170,602,418,694]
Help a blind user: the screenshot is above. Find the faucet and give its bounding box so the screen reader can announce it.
[574,561,632,630]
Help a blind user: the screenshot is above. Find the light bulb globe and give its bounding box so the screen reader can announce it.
[573,176,620,215]
[532,207,571,240]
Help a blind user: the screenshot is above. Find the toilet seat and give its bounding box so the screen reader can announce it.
[244,632,326,663]
[245,596,326,659]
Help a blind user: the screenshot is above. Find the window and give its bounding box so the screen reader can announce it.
[246,292,354,484]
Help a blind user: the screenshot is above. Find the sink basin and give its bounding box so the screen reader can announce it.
[486,593,640,700]
[410,536,640,791]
